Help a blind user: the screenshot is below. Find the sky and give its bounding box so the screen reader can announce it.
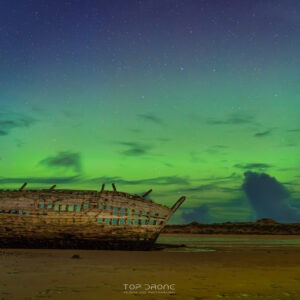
[0,0,300,223]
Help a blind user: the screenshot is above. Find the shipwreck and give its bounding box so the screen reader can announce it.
[0,183,185,250]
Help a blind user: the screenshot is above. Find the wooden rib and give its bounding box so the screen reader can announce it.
[19,183,27,191]
[142,189,152,198]
[100,184,105,193]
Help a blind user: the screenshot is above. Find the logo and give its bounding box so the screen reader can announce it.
[123,283,176,295]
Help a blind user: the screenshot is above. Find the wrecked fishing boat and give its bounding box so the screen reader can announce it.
[0,183,185,250]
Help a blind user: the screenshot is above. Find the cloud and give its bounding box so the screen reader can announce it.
[129,128,143,134]
[0,176,80,185]
[242,172,300,222]
[173,173,242,195]
[204,145,229,155]
[183,173,241,184]
[179,196,254,224]
[178,183,217,192]
[0,175,190,189]
[0,130,8,136]
[0,112,36,136]
[118,142,149,157]
[234,163,272,170]
[123,148,147,156]
[287,128,300,133]
[163,162,174,168]
[254,130,272,137]
[177,183,240,194]
[207,113,254,126]
[181,204,211,223]
[87,175,190,186]
[39,152,82,173]
[137,114,164,125]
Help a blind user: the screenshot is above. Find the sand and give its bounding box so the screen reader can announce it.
[0,241,300,300]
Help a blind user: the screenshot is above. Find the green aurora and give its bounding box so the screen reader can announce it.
[1,1,300,223]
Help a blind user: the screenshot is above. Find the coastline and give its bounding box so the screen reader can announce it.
[162,221,300,235]
[160,233,300,238]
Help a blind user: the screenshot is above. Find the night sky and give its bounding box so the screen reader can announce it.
[1,0,300,223]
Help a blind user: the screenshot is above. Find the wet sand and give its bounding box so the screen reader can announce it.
[0,245,300,300]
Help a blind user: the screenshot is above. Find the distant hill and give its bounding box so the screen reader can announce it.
[163,220,300,235]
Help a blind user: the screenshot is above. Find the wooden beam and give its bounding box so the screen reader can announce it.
[19,182,27,191]
[100,184,105,193]
[112,183,117,192]
[142,189,152,198]
[49,185,56,190]
[171,196,186,213]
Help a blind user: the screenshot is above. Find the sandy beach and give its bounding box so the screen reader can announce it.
[0,237,300,300]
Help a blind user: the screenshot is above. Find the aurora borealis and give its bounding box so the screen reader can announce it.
[1,1,299,223]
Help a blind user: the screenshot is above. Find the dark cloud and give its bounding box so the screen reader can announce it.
[254,130,272,137]
[137,176,189,186]
[287,128,300,133]
[180,197,253,224]
[0,130,8,136]
[194,173,241,183]
[207,113,254,125]
[179,183,217,192]
[234,163,272,170]
[0,175,190,189]
[118,142,149,157]
[0,112,36,136]
[39,152,82,173]
[163,162,174,168]
[173,173,242,195]
[0,176,80,185]
[87,175,190,186]
[123,148,147,156]
[178,183,240,193]
[213,145,228,149]
[280,143,297,148]
[242,172,300,222]
[137,114,164,125]
[129,128,143,134]
[205,145,228,155]
[181,204,211,223]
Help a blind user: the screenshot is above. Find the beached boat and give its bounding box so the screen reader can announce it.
[0,183,185,250]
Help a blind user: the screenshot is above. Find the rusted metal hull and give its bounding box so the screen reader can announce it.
[0,185,186,250]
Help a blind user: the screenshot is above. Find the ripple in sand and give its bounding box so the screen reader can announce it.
[217,293,257,298]
[166,247,216,253]
[37,288,63,296]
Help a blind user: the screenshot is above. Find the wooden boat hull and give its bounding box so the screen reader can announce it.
[0,237,158,250]
[0,215,163,250]
[0,184,186,250]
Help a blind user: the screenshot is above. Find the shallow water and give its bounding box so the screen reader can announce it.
[157,235,300,252]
